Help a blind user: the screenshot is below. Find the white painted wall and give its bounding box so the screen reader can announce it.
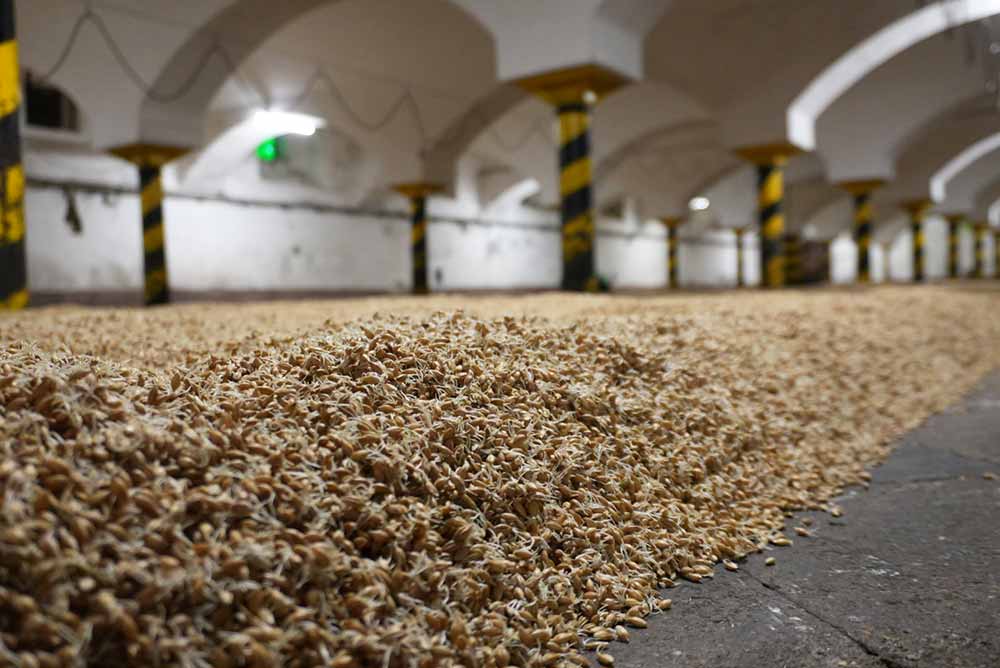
[24,141,734,295]
[23,143,786,296]
[33,139,988,297]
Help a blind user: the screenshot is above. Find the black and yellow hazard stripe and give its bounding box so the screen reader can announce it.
[912,219,925,282]
[139,166,168,305]
[974,222,986,279]
[393,183,440,294]
[784,232,802,286]
[852,192,874,283]
[902,200,929,282]
[756,158,787,287]
[558,101,597,291]
[109,143,187,306]
[994,230,1000,279]
[0,0,26,310]
[515,65,628,293]
[734,227,745,287]
[736,144,802,288]
[839,180,883,285]
[945,214,962,279]
[825,239,834,283]
[409,194,428,293]
[662,217,680,288]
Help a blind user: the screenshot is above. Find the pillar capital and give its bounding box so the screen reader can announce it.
[515,63,629,108]
[900,198,932,218]
[109,143,188,169]
[943,212,965,225]
[734,142,801,166]
[838,179,886,196]
[659,216,683,228]
[393,182,443,200]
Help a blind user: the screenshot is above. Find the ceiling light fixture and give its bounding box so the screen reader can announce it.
[251,109,325,137]
[689,196,710,211]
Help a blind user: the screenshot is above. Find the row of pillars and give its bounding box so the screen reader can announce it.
[849,185,998,284]
[2,37,997,308]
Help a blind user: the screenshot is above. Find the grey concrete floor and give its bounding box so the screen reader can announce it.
[597,373,1000,668]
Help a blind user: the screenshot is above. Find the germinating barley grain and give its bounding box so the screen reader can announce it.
[1,285,998,667]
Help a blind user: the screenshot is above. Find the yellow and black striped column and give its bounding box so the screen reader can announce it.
[394,183,440,294]
[974,222,987,279]
[994,229,1000,278]
[661,217,681,288]
[901,199,930,282]
[516,65,627,292]
[109,144,187,306]
[736,144,797,288]
[734,227,745,287]
[944,214,962,279]
[138,165,168,304]
[0,0,26,310]
[825,239,834,283]
[839,180,883,284]
[880,241,893,283]
[556,100,595,291]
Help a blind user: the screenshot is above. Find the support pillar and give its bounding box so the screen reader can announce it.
[394,183,441,294]
[517,65,627,292]
[944,214,962,279]
[824,239,834,283]
[995,229,1000,278]
[945,213,965,278]
[734,227,745,287]
[839,180,883,284]
[660,216,681,288]
[0,0,25,310]
[901,199,931,282]
[736,144,798,288]
[110,144,187,306]
[880,240,893,283]
[974,221,987,278]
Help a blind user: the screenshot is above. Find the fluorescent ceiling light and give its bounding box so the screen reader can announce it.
[689,196,710,211]
[251,109,325,137]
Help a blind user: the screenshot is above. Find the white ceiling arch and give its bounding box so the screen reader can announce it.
[643,0,916,149]
[971,177,1000,223]
[814,31,988,184]
[880,97,1000,205]
[789,0,1000,150]
[140,0,499,148]
[931,132,1000,203]
[934,139,1000,214]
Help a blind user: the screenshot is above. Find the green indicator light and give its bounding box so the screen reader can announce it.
[257,137,279,162]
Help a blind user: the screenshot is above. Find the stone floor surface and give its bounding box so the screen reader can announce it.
[598,373,1000,668]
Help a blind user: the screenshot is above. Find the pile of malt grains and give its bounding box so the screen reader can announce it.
[1,285,999,668]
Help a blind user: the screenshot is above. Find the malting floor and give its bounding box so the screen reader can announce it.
[1,284,999,667]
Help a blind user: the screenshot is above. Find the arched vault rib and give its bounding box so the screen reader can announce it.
[790,0,1000,150]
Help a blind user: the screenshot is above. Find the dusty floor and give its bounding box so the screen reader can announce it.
[1,284,999,667]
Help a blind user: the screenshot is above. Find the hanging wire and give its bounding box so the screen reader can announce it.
[35,9,264,105]
[269,67,554,154]
[34,7,559,158]
[487,119,553,153]
[273,68,428,143]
